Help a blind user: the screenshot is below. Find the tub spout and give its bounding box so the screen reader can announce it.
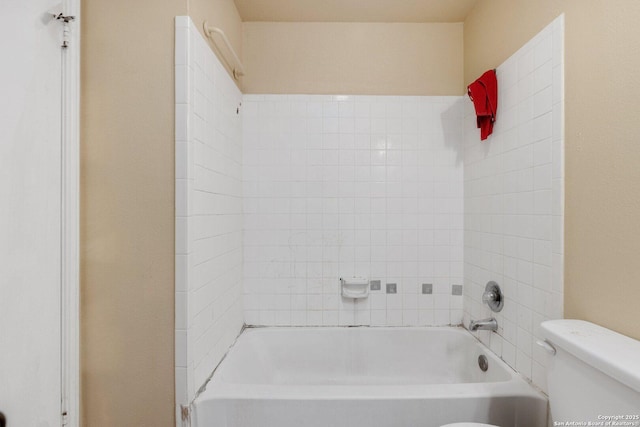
[469,318,498,332]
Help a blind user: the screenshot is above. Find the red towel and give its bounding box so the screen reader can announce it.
[468,69,498,140]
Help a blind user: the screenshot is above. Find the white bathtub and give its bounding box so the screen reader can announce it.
[193,327,547,427]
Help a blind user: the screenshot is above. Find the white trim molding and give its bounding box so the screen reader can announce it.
[60,0,80,425]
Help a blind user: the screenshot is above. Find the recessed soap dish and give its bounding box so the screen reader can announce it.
[340,277,369,299]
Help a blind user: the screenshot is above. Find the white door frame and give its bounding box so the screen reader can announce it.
[60,0,80,425]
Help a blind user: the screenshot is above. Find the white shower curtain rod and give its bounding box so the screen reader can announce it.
[203,21,245,80]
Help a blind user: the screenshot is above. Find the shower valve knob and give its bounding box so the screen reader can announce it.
[482,281,504,312]
[482,291,496,303]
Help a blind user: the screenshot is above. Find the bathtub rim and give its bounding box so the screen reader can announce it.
[195,325,547,403]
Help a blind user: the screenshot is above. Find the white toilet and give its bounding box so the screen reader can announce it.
[442,319,640,427]
[542,319,640,420]
[440,424,497,427]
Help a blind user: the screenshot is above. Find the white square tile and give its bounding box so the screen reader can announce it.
[175,104,189,141]
[533,87,552,118]
[517,48,534,79]
[175,27,189,66]
[176,291,188,330]
[552,65,564,104]
[175,330,187,368]
[175,367,188,406]
[533,112,552,142]
[534,35,553,68]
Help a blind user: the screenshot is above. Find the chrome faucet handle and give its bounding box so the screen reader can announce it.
[482,290,497,304]
[482,281,503,312]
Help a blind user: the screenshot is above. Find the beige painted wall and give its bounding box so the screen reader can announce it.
[234,0,477,23]
[81,0,185,425]
[81,0,242,426]
[465,1,640,340]
[242,22,463,95]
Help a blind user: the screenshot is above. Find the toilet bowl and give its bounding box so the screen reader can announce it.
[440,423,498,427]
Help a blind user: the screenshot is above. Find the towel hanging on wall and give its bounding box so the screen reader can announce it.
[468,69,498,141]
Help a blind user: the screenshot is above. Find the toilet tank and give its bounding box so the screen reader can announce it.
[541,320,640,423]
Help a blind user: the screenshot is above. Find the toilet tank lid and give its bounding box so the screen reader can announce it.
[541,320,640,393]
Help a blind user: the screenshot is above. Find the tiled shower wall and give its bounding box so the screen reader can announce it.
[462,15,564,392]
[174,16,244,409]
[175,12,564,410]
[242,95,464,326]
